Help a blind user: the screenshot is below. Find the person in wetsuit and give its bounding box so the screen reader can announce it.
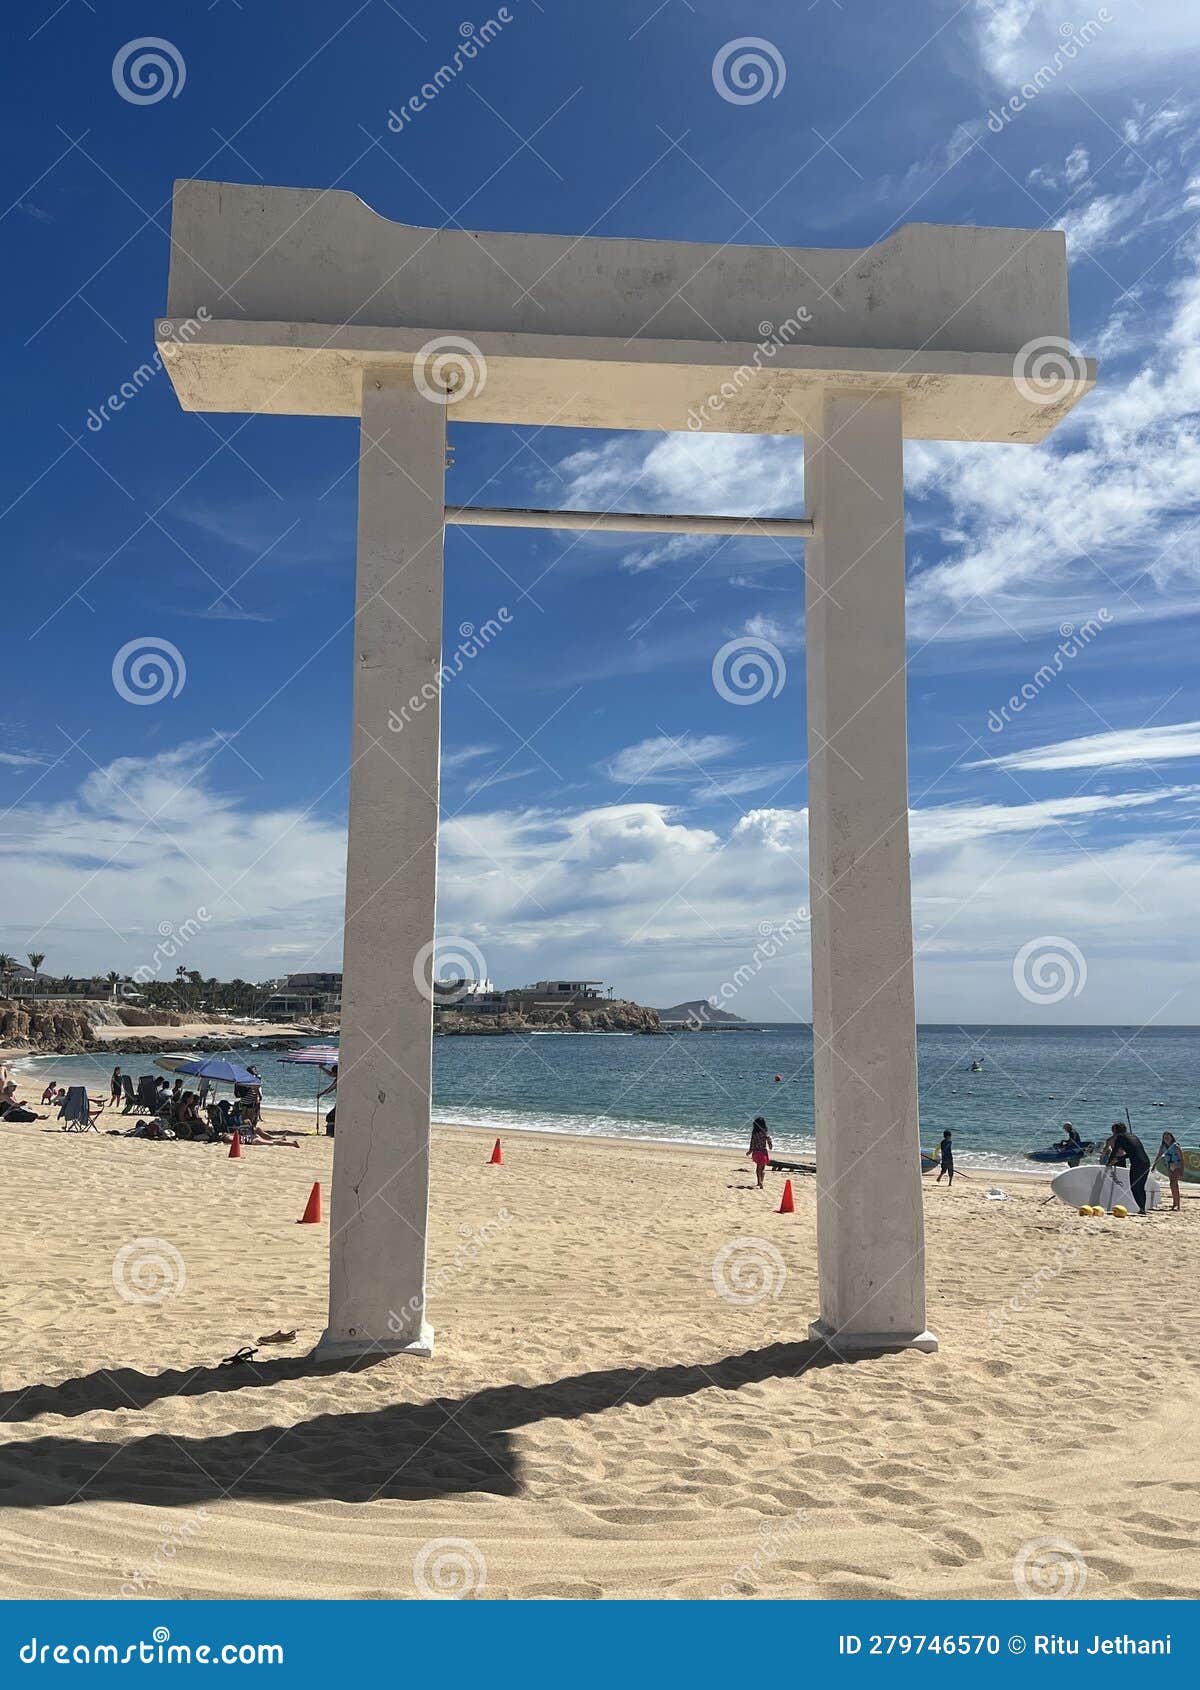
[1103,1121,1151,1214]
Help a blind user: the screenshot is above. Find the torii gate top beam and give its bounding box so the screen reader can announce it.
[159,180,1094,442]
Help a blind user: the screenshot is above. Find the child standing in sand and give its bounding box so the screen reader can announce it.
[747,1116,772,1189]
[1154,1131,1184,1212]
[936,1129,955,1186]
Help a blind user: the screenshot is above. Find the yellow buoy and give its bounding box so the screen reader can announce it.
[1078,1205,1091,1216]
[1112,1204,1128,1218]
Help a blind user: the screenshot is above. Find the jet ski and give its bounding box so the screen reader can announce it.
[1026,1140,1096,1166]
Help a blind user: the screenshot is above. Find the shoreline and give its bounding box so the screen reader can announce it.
[9,1049,1059,1179]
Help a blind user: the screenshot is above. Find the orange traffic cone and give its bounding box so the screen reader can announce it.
[298,1181,321,1224]
[778,1178,795,1214]
[489,1137,503,1165]
[228,1131,242,1159]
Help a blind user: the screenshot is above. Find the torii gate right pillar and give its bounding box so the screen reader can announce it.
[805,392,936,1353]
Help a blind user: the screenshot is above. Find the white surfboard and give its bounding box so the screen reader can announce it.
[1051,1164,1162,1212]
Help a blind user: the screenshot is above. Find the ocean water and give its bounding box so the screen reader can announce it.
[16,1024,1198,1172]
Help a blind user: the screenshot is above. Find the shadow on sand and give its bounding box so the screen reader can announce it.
[0,1339,881,1507]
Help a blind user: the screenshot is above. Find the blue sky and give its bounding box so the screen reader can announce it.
[3,0,1200,1022]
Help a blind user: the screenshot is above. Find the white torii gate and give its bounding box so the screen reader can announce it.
[160,181,1093,1359]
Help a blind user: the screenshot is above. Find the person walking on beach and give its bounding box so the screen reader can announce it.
[109,1065,122,1104]
[936,1129,955,1185]
[1154,1131,1184,1212]
[1103,1121,1151,1214]
[747,1116,773,1189]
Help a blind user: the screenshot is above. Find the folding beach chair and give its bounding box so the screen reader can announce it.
[58,1086,100,1133]
[135,1075,159,1112]
[121,1074,138,1111]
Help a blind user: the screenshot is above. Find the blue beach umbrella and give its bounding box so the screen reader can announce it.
[170,1056,263,1085]
[279,1047,339,1131]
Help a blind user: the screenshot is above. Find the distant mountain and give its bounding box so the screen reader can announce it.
[655,999,746,1024]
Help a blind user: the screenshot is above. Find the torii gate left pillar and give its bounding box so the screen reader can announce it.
[158,180,1094,1360]
[324,374,445,1356]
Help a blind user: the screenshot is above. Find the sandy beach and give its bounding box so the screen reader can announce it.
[0,1108,1196,1601]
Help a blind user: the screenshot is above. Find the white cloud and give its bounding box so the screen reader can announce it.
[434,786,1200,1020]
[603,732,740,784]
[905,237,1200,639]
[1,740,347,982]
[971,0,1200,89]
[10,744,1200,1019]
[441,743,499,772]
[968,721,1200,772]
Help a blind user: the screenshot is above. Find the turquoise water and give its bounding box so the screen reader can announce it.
[17,1025,1199,1173]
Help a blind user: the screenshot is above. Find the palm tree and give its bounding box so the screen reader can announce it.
[27,952,45,990]
[0,953,15,1000]
[105,970,121,1002]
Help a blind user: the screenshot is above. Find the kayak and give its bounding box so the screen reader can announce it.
[1026,1141,1096,1165]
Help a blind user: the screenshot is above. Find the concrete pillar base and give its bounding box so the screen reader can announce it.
[809,1319,938,1355]
[314,1322,435,1361]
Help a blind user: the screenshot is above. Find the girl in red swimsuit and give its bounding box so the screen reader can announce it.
[748,1116,773,1189]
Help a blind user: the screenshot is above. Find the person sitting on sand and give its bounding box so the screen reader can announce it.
[936,1129,955,1185]
[174,1092,207,1141]
[0,1079,46,1121]
[40,1080,60,1107]
[1,1080,49,1122]
[1154,1131,1183,1213]
[747,1116,773,1189]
